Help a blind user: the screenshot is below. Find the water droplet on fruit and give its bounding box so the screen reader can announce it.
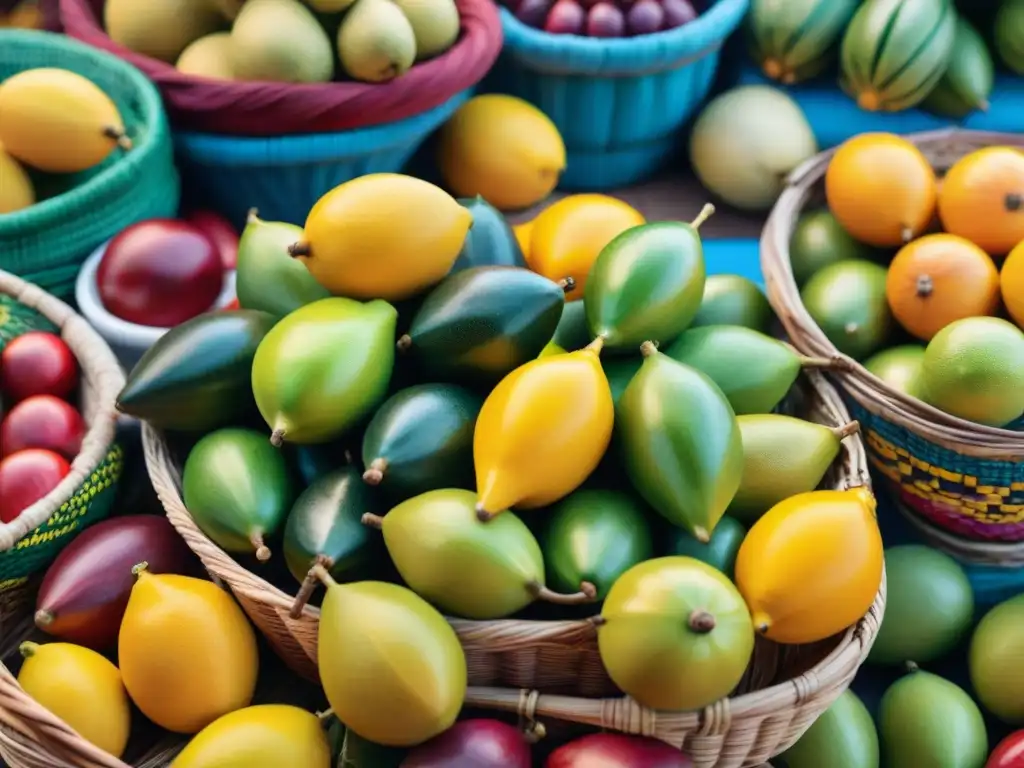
[545,0,585,34]
[587,1,625,36]
[626,0,663,35]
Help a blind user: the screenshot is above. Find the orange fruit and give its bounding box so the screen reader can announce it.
[825,133,937,247]
[1001,239,1024,329]
[886,233,1000,341]
[513,219,533,259]
[938,146,1024,257]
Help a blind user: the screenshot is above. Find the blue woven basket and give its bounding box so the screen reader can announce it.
[489,0,748,190]
[0,30,180,300]
[174,91,471,229]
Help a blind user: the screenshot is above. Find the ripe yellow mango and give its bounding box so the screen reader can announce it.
[0,142,34,214]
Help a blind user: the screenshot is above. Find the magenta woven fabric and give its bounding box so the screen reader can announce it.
[60,0,502,136]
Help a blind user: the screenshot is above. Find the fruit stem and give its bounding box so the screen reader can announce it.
[310,563,338,590]
[528,580,598,605]
[475,501,497,522]
[131,561,149,578]
[690,203,715,231]
[900,225,913,243]
[1006,193,1023,212]
[103,125,132,150]
[692,526,710,543]
[270,429,285,448]
[246,208,261,225]
[584,336,605,356]
[523,721,547,744]
[905,660,920,674]
[639,340,659,358]
[753,612,771,634]
[831,420,860,440]
[589,615,608,627]
[687,609,716,633]
[289,555,334,619]
[287,242,311,258]
[396,334,412,352]
[33,609,53,627]
[317,708,335,721]
[798,354,840,369]
[19,641,38,659]
[360,513,384,530]
[915,274,934,297]
[363,458,387,486]
[251,531,271,562]
[557,277,576,293]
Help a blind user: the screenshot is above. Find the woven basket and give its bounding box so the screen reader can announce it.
[143,368,883,768]
[762,127,1024,557]
[0,271,125,640]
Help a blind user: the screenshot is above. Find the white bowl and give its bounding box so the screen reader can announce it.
[75,240,237,372]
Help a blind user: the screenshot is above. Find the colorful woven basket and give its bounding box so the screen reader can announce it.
[0,30,179,300]
[762,128,1024,554]
[488,0,748,190]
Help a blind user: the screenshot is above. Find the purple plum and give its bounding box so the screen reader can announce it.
[662,0,698,28]
[545,0,586,34]
[626,0,664,35]
[516,0,555,26]
[587,1,626,36]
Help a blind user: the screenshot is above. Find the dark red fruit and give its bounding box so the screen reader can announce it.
[587,1,625,35]
[0,332,78,403]
[546,733,692,768]
[401,720,531,768]
[662,0,697,28]
[627,0,664,34]
[97,219,224,328]
[35,515,196,650]
[515,0,554,26]
[0,448,70,524]
[545,0,585,33]
[1,395,85,460]
[185,210,240,271]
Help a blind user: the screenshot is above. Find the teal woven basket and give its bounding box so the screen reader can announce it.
[0,30,179,300]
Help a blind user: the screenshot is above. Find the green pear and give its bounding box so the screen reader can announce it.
[780,690,879,768]
[337,0,417,83]
[392,0,460,61]
[230,0,334,83]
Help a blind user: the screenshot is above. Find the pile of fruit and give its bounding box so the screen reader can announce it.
[105,0,461,84]
[0,66,131,215]
[790,132,1024,429]
[500,0,700,38]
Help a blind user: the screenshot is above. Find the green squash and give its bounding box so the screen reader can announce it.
[921,16,994,118]
[780,690,879,768]
[663,515,746,578]
[451,196,526,272]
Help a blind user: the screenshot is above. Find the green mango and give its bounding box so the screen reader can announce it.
[663,325,827,414]
[801,260,893,361]
[789,209,884,287]
[552,299,591,352]
[182,427,295,561]
[863,345,926,397]
[360,383,482,501]
[597,556,754,710]
[617,343,743,542]
[729,415,857,524]
[602,356,642,405]
[398,266,568,384]
[252,297,397,445]
[921,16,994,118]
[779,690,879,768]
[664,515,745,578]
[541,489,654,601]
[879,670,988,768]
[235,211,330,317]
[970,593,1024,723]
[117,309,276,432]
[868,545,973,666]
[364,488,597,619]
[584,213,710,351]
[691,274,773,333]
[451,196,527,272]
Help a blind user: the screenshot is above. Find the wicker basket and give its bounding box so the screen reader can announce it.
[143,367,884,768]
[0,271,125,639]
[762,127,1024,559]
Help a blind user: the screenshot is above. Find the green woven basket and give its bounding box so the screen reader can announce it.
[0,29,180,300]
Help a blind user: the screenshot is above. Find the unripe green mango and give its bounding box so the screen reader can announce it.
[970,593,1024,724]
[664,515,746,578]
[779,690,879,768]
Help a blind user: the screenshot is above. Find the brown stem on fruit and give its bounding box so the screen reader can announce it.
[690,203,715,230]
[289,555,334,619]
[103,125,132,150]
[269,429,285,448]
[915,274,934,297]
[475,501,497,522]
[363,458,387,486]
[753,612,771,634]
[361,512,384,530]
[556,277,576,293]
[900,225,913,243]
[692,526,710,543]
[688,609,716,633]
[762,59,783,80]
[523,721,547,744]
[287,242,311,258]
[396,334,412,352]
[19,642,38,659]
[589,615,608,627]
[246,208,261,225]
[131,561,149,578]
[905,660,920,674]
[1007,193,1024,212]
[639,340,659,358]
[584,336,605,356]
[527,580,598,606]
[798,355,840,369]
[251,531,271,562]
[33,609,53,628]
[831,421,861,440]
[310,563,337,589]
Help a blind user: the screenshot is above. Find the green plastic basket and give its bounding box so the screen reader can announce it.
[0,30,180,299]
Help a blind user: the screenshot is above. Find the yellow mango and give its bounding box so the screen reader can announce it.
[0,142,34,214]
[513,219,533,259]
[734,486,884,645]
[474,337,614,519]
[17,641,130,758]
[289,173,472,301]
[170,705,331,768]
[118,565,259,734]
[0,68,131,173]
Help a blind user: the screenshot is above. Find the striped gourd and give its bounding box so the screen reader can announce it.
[839,0,957,112]
[746,0,860,84]
[995,0,1024,75]
[921,16,994,117]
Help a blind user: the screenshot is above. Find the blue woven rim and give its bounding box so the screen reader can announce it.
[174,90,471,168]
[500,0,749,76]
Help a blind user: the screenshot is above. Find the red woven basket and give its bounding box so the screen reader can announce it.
[60,0,502,136]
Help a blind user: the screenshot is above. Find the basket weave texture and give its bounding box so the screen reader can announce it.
[143,368,884,768]
[762,127,1024,557]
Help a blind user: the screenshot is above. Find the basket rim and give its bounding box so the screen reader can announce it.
[140,368,885,743]
[0,29,170,238]
[0,271,125,553]
[761,126,1024,458]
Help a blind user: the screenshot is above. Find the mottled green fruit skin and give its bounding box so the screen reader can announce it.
[405,266,565,384]
[282,467,379,585]
[691,274,773,333]
[551,299,591,352]
[863,345,926,397]
[663,325,801,414]
[252,297,397,444]
[617,350,743,541]
[379,489,548,620]
[451,197,526,273]
[801,260,893,360]
[789,210,881,286]
[235,214,330,317]
[921,16,994,118]
[360,384,482,501]
[117,310,276,432]
[970,593,1024,724]
[585,222,706,350]
[663,515,745,579]
[602,356,642,406]
[729,414,843,524]
[779,690,879,768]
[182,428,294,557]
[868,545,973,666]
[541,490,654,601]
[879,671,988,768]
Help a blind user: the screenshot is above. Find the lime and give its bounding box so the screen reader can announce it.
[790,210,881,286]
[862,345,926,397]
[691,274,774,333]
[801,259,893,360]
